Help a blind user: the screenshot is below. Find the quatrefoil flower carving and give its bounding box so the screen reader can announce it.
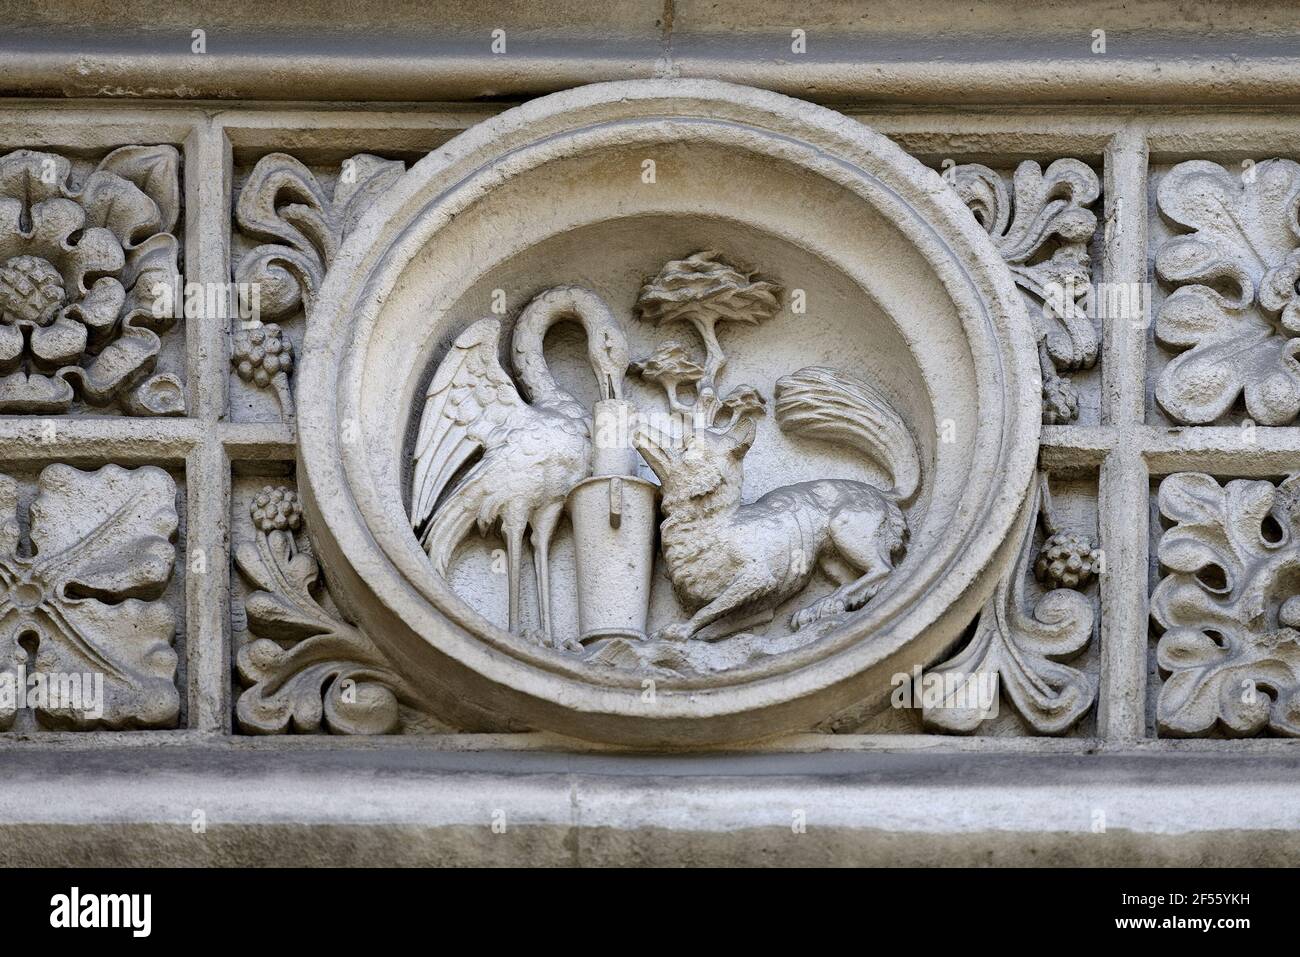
[0,465,180,730]
[1155,159,1300,425]
[0,148,184,415]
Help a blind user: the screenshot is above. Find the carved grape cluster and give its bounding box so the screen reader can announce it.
[1034,531,1101,590]
[1041,373,1079,426]
[251,485,302,534]
[232,323,294,387]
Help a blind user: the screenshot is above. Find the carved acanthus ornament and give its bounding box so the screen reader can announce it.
[231,153,404,418]
[1151,473,1300,737]
[923,474,1097,735]
[1155,159,1300,425]
[949,160,1100,424]
[0,465,179,730]
[0,148,183,415]
[235,486,440,735]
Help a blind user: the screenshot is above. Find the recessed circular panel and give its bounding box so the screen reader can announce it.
[297,79,1040,745]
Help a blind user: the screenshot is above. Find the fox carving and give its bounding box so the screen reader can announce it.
[633,366,920,642]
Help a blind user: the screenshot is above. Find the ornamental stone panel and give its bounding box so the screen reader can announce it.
[0,0,1298,869]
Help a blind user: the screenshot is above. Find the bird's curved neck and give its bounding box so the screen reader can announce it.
[511,286,622,404]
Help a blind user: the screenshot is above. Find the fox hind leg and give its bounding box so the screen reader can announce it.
[828,507,897,609]
[791,507,897,630]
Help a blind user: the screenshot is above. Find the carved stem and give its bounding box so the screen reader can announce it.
[1038,471,1060,535]
[271,371,295,421]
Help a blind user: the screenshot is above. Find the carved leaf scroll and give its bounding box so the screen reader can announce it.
[923,476,1097,735]
[1151,473,1300,736]
[231,154,404,421]
[1155,159,1300,425]
[235,486,439,735]
[950,160,1100,424]
[233,153,405,320]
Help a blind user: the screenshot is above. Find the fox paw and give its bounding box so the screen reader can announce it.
[791,595,847,631]
[653,622,695,643]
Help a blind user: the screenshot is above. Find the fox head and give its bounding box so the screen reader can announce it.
[634,417,756,511]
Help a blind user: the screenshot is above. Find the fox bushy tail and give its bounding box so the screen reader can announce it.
[774,366,921,503]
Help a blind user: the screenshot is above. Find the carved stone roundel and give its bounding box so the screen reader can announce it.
[297,79,1041,745]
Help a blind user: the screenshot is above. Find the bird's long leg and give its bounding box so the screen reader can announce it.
[502,520,527,634]
[529,502,565,647]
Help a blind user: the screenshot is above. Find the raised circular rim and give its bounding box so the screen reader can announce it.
[298,78,1041,744]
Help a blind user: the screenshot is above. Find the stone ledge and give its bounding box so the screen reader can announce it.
[3,748,1295,865]
[9,45,1300,106]
[8,0,1300,105]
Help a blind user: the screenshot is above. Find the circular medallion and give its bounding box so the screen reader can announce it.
[298,79,1040,745]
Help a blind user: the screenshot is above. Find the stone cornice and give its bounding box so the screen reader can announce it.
[5,0,1300,104]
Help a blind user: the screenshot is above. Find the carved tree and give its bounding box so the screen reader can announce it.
[633,250,781,427]
[1151,473,1300,737]
[0,147,184,415]
[1155,159,1300,425]
[949,160,1100,424]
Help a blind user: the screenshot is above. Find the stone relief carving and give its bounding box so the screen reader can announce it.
[629,254,918,641]
[298,79,1042,745]
[231,321,294,416]
[1155,159,1300,425]
[0,147,184,415]
[235,486,442,735]
[231,153,405,420]
[949,160,1100,424]
[411,286,629,651]
[0,464,180,730]
[1151,473,1300,737]
[922,474,1098,735]
[410,253,921,676]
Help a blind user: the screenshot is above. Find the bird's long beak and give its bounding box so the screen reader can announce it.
[590,328,626,400]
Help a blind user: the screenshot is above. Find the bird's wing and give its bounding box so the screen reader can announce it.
[410,318,525,532]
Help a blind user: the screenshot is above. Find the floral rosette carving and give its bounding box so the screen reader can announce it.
[0,465,180,730]
[1151,473,1300,737]
[0,148,183,415]
[235,486,436,734]
[1154,159,1300,425]
[949,160,1099,424]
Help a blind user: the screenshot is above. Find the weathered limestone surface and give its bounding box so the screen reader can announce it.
[0,747,1297,866]
[0,0,1298,865]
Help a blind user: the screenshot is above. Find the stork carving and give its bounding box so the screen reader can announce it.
[410,287,629,648]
